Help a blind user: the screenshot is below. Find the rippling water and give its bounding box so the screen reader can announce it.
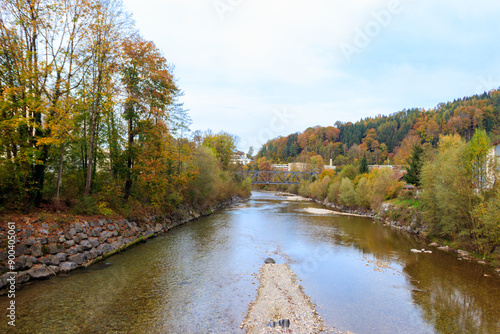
[1,192,499,333]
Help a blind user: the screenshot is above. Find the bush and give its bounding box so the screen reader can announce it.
[355,177,370,208]
[338,178,356,206]
[72,196,99,215]
[327,179,341,203]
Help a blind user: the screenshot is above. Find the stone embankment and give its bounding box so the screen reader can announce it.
[0,196,244,292]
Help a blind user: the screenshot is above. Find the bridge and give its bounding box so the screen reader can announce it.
[237,170,317,185]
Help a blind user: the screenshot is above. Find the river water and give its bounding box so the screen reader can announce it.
[1,192,500,333]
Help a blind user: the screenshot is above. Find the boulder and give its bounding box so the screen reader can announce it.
[74,223,83,233]
[48,265,60,275]
[38,228,49,235]
[30,244,43,257]
[40,237,48,244]
[68,253,84,265]
[97,243,114,255]
[59,261,78,272]
[79,233,88,240]
[65,240,75,248]
[43,255,60,266]
[16,271,31,284]
[48,243,63,254]
[26,264,51,279]
[47,236,58,244]
[58,235,66,243]
[73,234,82,244]
[15,243,30,256]
[143,230,154,237]
[89,248,99,259]
[107,224,115,231]
[80,240,92,250]
[55,253,67,262]
[88,238,100,248]
[69,228,77,236]
[65,247,78,256]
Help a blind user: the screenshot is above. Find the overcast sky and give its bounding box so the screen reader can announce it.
[122,0,500,153]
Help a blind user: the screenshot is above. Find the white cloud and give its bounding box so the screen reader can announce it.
[122,0,500,151]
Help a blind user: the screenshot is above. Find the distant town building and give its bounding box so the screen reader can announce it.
[230,154,252,165]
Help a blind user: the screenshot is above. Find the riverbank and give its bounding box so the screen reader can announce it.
[277,191,500,275]
[0,196,247,293]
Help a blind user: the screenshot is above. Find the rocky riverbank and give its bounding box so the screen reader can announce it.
[0,196,245,293]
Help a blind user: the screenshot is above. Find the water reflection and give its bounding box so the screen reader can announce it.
[0,192,499,333]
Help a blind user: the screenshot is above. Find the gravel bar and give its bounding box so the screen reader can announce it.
[242,263,326,333]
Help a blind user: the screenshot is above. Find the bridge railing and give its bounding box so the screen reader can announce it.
[236,170,317,185]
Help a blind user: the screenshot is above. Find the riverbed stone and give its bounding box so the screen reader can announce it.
[82,251,91,262]
[97,243,114,255]
[68,253,84,265]
[40,237,48,244]
[73,234,82,244]
[74,223,83,233]
[48,243,63,254]
[69,228,76,236]
[16,271,31,284]
[457,250,469,258]
[48,236,58,244]
[80,240,92,250]
[88,238,99,248]
[58,235,66,243]
[59,261,77,272]
[107,224,115,231]
[48,265,60,275]
[30,244,43,257]
[38,228,49,235]
[89,248,99,259]
[15,243,30,256]
[55,253,67,262]
[15,255,33,270]
[65,239,75,248]
[26,264,50,279]
[65,247,78,256]
[43,255,60,266]
[79,233,88,240]
[144,229,154,237]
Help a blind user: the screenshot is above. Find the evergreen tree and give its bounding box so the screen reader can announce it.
[403,145,424,187]
[359,156,369,174]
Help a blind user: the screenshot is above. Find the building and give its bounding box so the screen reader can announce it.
[230,154,253,165]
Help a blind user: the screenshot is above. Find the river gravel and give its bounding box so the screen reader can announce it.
[242,263,332,333]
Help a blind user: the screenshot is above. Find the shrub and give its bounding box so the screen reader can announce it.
[338,178,356,206]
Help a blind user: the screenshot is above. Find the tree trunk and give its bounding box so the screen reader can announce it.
[55,143,65,208]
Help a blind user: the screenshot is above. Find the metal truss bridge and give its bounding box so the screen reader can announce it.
[237,170,317,185]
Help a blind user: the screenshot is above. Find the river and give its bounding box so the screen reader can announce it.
[1,192,499,333]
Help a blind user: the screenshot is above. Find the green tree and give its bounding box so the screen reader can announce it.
[359,156,369,174]
[339,177,356,206]
[403,145,424,187]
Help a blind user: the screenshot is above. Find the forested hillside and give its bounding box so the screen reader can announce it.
[256,90,500,166]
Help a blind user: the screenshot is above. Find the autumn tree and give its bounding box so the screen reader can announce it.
[121,35,177,200]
